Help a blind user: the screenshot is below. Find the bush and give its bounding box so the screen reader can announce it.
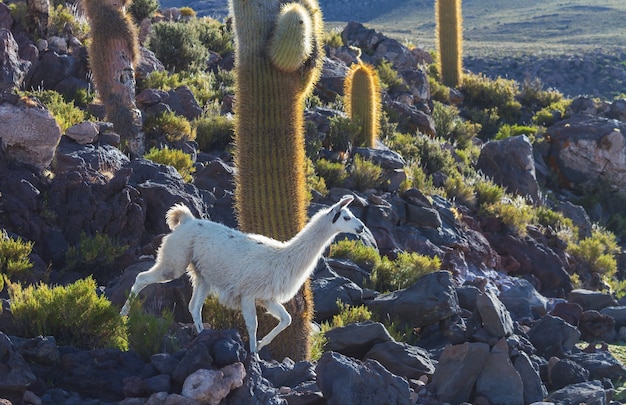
[0,230,34,290]
[445,174,476,208]
[567,228,619,277]
[201,295,246,332]
[65,232,129,278]
[371,252,441,292]
[474,178,506,207]
[144,111,195,144]
[328,238,381,271]
[9,277,128,349]
[128,0,159,23]
[481,195,535,236]
[193,113,234,151]
[376,59,408,93]
[532,99,572,127]
[149,21,209,73]
[315,158,348,189]
[494,124,538,141]
[22,90,89,132]
[306,157,328,198]
[49,4,90,42]
[125,296,178,361]
[350,155,383,192]
[324,115,360,152]
[144,147,196,183]
[192,17,234,56]
[323,29,343,48]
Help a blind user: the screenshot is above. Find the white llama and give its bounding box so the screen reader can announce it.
[120,195,365,355]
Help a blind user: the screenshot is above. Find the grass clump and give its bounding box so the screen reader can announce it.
[567,228,620,278]
[371,252,441,292]
[144,147,196,183]
[193,113,233,151]
[9,277,128,350]
[125,296,177,361]
[145,111,195,144]
[480,195,535,236]
[328,238,381,271]
[315,158,348,189]
[0,230,34,290]
[350,155,384,192]
[49,3,89,42]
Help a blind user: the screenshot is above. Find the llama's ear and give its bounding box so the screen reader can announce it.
[338,195,354,208]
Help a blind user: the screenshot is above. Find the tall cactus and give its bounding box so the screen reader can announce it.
[83,0,143,156]
[435,0,463,88]
[344,62,381,148]
[230,0,324,360]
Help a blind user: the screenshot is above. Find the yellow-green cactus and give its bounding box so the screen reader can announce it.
[344,62,381,148]
[84,0,143,156]
[230,0,324,361]
[435,0,463,88]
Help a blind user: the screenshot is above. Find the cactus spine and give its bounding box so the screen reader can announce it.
[435,0,463,88]
[83,0,143,156]
[344,62,381,148]
[230,0,324,360]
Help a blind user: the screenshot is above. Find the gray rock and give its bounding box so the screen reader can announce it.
[431,342,490,404]
[364,340,435,379]
[568,351,626,382]
[316,351,411,405]
[549,358,589,390]
[546,380,607,404]
[500,277,548,317]
[224,359,285,405]
[0,333,36,404]
[324,321,394,359]
[547,114,626,191]
[0,28,30,91]
[311,275,363,322]
[579,310,616,342]
[568,289,618,311]
[527,315,581,358]
[600,306,626,330]
[513,352,547,404]
[172,343,213,385]
[326,257,372,287]
[475,338,524,405]
[0,95,62,169]
[11,335,60,366]
[477,135,540,203]
[352,147,405,170]
[150,353,179,375]
[260,358,316,389]
[367,271,460,328]
[143,374,171,395]
[182,363,245,405]
[476,289,515,338]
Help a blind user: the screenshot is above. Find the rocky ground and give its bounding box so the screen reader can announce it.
[1,3,626,405]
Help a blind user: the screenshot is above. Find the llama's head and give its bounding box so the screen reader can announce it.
[328,195,365,235]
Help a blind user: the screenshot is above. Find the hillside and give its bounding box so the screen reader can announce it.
[159,0,626,98]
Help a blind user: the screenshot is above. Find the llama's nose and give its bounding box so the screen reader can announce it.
[356,224,364,234]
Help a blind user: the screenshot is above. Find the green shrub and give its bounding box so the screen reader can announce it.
[201,295,246,332]
[532,99,572,127]
[371,252,441,292]
[306,157,328,198]
[474,178,505,207]
[49,4,90,42]
[411,135,457,177]
[315,158,348,189]
[444,174,476,208]
[65,232,129,275]
[428,75,451,103]
[9,277,128,349]
[432,101,459,140]
[401,162,437,195]
[144,147,196,182]
[535,206,578,244]
[323,29,343,48]
[128,0,159,23]
[8,3,27,27]
[179,6,196,17]
[376,59,408,93]
[192,17,234,56]
[125,296,178,361]
[22,90,88,132]
[481,196,535,236]
[567,228,619,277]
[193,113,234,151]
[494,124,538,141]
[148,21,209,73]
[350,155,383,191]
[328,238,381,271]
[325,115,360,152]
[518,77,564,109]
[0,230,34,290]
[145,111,195,143]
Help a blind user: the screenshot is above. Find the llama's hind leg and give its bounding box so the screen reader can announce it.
[257,300,292,352]
[120,262,185,316]
[188,277,211,333]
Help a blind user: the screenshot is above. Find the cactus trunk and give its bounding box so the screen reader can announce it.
[435,0,463,88]
[230,0,324,360]
[344,63,381,148]
[84,0,143,156]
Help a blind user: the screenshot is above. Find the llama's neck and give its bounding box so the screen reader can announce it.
[280,213,337,278]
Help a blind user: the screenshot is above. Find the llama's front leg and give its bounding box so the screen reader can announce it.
[120,270,162,316]
[240,296,259,355]
[257,301,292,352]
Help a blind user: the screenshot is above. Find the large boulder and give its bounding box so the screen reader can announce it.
[547,114,626,191]
[0,94,62,169]
[476,135,540,203]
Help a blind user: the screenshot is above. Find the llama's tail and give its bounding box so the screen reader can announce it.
[166,203,195,230]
